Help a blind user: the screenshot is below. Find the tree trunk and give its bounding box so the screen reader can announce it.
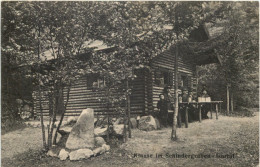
[37,24,47,150]
[171,44,179,141]
[123,85,128,143]
[106,88,110,141]
[127,79,131,138]
[38,84,47,150]
[226,84,230,115]
[47,92,53,147]
[53,85,71,145]
[231,91,234,112]
[123,111,127,142]
[48,82,60,147]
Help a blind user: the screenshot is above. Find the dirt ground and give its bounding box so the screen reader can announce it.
[2,111,259,167]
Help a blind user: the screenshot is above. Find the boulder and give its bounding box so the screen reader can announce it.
[102,144,110,152]
[47,148,60,157]
[138,115,157,131]
[66,108,95,150]
[69,149,94,161]
[113,124,125,136]
[93,147,106,156]
[94,126,108,137]
[59,149,69,160]
[95,137,106,147]
[114,118,137,128]
[113,118,124,125]
[94,117,108,127]
[130,118,137,129]
[66,116,79,125]
[59,127,72,134]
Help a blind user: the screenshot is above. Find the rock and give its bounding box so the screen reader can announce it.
[113,118,124,125]
[52,133,62,144]
[66,116,78,125]
[59,127,72,134]
[95,137,106,147]
[47,149,60,157]
[94,117,108,127]
[69,149,94,161]
[93,147,105,156]
[59,149,69,160]
[154,117,161,129]
[130,118,137,129]
[102,144,110,152]
[114,118,137,128]
[94,126,108,137]
[113,124,125,136]
[57,133,62,143]
[138,115,157,131]
[66,108,95,150]
[111,118,117,123]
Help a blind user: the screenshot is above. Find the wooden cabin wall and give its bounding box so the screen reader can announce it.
[143,68,153,115]
[130,69,146,115]
[33,72,146,117]
[150,48,197,113]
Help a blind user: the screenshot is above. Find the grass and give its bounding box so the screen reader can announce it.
[2,111,259,167]
[1,119,27,135]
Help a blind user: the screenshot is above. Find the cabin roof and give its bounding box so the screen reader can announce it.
[154,23,224,66]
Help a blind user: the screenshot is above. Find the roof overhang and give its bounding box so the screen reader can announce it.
[192,52,222,66]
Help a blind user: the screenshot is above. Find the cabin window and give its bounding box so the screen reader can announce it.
[87,74,106,89]
[180,75,188,88]
[178,73,192,90]
[154,70,173,87]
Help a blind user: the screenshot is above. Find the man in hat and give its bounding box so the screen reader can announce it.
[163,85,175,111]
[178,87,190,125]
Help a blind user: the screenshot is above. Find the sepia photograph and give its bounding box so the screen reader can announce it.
[1,1,259,167]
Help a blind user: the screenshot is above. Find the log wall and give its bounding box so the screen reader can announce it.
[33,48,198,117]
[151,48,197,113]
[33,71,145,117]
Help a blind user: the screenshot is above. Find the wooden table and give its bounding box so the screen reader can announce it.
[178,101,223,128]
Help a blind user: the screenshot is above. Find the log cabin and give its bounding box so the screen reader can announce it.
[33,25,222,118]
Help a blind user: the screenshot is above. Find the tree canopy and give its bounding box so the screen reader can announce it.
[1,1,258,144]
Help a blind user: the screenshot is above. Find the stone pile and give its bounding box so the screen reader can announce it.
[47,108,110,161]
[47,109,159,161]
[138,115,160,131]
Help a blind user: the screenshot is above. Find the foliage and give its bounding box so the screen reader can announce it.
[1,2,36,120]
[2,1,258,145]
[198,1,259,109]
